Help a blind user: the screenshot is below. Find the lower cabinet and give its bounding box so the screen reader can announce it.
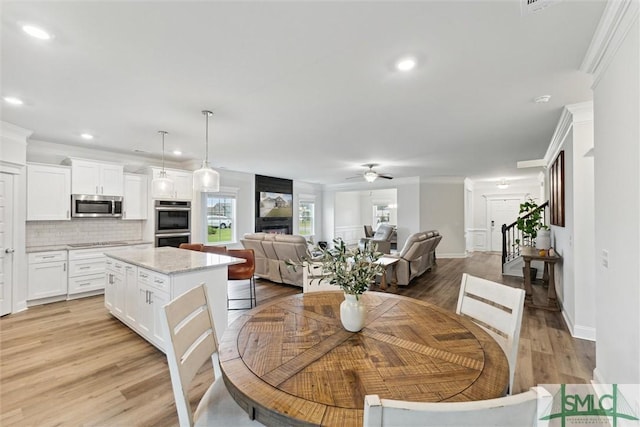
[106,260,169,350]
[28,251,68,301]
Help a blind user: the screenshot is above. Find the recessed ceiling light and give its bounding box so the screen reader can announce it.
[22,24,52,40]
[172,150,182,156]
[3,96,24,105]
[396,57,417,72]
[534,95,551,103]
[81,133,94,140]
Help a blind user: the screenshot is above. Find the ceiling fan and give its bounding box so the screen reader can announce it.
[347,164,394,182]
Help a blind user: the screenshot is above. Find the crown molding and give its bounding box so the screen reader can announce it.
[1,121,33,141]
[545,101,594,166]
[580,0,639,88]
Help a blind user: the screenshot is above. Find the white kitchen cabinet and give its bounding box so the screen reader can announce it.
[137,267,169,349]
[124,264,138,324]
[70,244,151,298]
[149,167,192,200]
[27,163,71,221]
[68,158,124,196]
[105,258,122,315]
[103,248,233,353]
[123,174,148,220]
[28,251,68,301]
[68,247,108,297]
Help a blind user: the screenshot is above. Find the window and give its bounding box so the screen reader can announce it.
[373,204,391,226]
[298,200,315,237]
[204,193,236,244]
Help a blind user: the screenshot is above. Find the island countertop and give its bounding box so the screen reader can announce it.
[105,246,244,275]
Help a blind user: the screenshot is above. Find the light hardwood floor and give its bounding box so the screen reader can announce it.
[0,252,594,426]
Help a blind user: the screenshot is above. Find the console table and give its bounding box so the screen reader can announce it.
[521,246,561,311]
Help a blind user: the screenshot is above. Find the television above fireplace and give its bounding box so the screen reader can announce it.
[259,191,293,218]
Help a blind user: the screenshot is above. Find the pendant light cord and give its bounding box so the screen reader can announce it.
[202,110,212,164]
[159,130,168,172]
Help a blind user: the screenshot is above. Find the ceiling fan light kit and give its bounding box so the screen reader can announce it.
[364,170,378,182]
[348,163,394,183]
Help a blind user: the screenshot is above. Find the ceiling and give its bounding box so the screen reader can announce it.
[1,1,605,185]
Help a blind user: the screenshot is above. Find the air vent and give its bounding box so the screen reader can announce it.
[521,0,558,15]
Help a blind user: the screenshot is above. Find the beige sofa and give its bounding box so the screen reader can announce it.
[240,233,311,286]
[387,230,442,286]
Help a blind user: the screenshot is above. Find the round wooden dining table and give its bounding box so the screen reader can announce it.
[219,291,509,427]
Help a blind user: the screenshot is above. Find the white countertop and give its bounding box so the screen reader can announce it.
[26,240,153,253]
[105,246,244,275]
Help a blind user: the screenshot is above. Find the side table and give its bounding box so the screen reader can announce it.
[520,247,561,311]
[376,256,399,291]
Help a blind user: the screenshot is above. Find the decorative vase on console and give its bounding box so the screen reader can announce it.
[536,228,551,250]
[286,238,384,332]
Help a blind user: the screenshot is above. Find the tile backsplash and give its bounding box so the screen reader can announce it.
[26,219,144,247]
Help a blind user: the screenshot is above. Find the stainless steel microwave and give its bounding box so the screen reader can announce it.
[71,194,123,218]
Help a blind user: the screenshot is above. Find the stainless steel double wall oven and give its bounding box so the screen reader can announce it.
[154,200,191,247]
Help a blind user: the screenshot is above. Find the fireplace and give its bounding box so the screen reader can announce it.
[262,225,290,234]
[255,175,293,234]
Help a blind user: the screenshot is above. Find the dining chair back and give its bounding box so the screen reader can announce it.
[456,273,525,393]
[201,245,227,254]
[179,243,204,251]
[227,249,257,309]
[363,387,551,427]
[162,284,256,427]
[302,262,336,293]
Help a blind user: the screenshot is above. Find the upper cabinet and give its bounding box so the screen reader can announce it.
[123,174,148,220]
[149,168,193,200]
[27,163,71,221]
[67,158,123,196]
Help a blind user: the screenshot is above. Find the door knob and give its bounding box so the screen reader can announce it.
[5,248,15,254]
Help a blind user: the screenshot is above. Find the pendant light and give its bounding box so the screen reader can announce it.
[151,131,175,198]
[193,110,220,192]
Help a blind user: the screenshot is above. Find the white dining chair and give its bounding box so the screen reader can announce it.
[302,262,337,293]
[162,284,259,427]
[456,273,526,394]
[363,386,551,427]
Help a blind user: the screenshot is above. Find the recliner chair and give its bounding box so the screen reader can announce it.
[359,224,395,254]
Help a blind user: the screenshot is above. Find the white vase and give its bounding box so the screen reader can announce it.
[536,229,551,250]
[340,293,366,332]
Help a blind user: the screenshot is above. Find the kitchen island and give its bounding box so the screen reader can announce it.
[104,246,243,352]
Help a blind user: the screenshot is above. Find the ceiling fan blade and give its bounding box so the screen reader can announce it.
[345,175,362,180]
[378,174,394,180]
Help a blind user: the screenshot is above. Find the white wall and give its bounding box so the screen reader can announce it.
[551,128,575,327]
[572,115,596,339]
[420,180,465,257]
[592,16,639,385]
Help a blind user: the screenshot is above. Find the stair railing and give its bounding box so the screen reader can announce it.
[501,201,549,269]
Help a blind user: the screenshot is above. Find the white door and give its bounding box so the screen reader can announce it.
[489,198,521,252]
[0,173,14,316]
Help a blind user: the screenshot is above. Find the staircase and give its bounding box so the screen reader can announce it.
[501,201,549,275]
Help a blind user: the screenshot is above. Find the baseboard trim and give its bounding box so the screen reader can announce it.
[573,325,596,342]
[592,367,607,385]
[438,252,467,259]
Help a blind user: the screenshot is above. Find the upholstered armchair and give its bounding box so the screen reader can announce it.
[359,224,395,254]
